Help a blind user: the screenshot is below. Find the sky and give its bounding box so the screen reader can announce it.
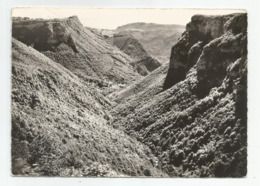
[12,8,246,29]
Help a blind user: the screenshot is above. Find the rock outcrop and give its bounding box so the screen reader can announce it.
[12,16,140,84]
[163,13,247,93]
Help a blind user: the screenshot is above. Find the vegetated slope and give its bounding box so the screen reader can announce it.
[112,13,247,177]
[11,38,166,177]
[109,62,168,101]
[12,16,140,85]
[104,33,161,76]
[117,23,185,63]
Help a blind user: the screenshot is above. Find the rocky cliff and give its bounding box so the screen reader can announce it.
[12,16,140,84]
[164,13,247,92]
[112,13,247,177]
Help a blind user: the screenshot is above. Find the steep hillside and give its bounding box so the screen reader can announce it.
[11,38,166,177]
[104,33,161,76]
[12,16,140,85]
[117,23,185,63]
[112,13,247,177]
[109,63,168,101]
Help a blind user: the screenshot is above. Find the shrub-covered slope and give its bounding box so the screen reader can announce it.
[11,38,166,177]
[117,23,185,63]
[104,33,161,76]
[112,13,247,177]
[12,16,140,84]
[109,62,168,102]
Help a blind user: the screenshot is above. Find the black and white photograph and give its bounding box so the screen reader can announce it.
[10,8,248,178]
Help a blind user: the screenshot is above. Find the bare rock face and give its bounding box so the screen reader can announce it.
[12,17,78,53]
[163,29,209,90]
[12,16,140,84]
[186,15,233,39]
[104,33,161,76]
[163,13,247,92]
[196,28,247,97]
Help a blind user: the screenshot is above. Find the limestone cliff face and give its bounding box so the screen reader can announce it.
[196,14,247,96]
[12,16,140,84]
[186,15,232,39]
[12,16,80,52]
[163,13,247,92]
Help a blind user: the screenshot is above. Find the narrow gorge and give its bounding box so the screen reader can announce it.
[11,12,247,177]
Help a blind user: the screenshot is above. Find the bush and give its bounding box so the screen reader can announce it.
[143,169,151,176]
[213,159,227,177]
[170,149,185,167]
[222,139,233,153]
[197,153,207,166]
[191,140,199,153]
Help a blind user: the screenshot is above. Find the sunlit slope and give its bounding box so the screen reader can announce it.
[11,38,166,177]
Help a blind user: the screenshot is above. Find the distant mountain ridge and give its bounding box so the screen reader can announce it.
[117,22,184,30]
[116,22,185,63]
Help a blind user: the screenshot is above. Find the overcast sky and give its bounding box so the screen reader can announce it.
[12,8,246,29]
